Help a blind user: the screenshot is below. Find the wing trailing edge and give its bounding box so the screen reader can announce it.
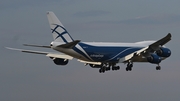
[23,44,51,48]
[6,47,73,60]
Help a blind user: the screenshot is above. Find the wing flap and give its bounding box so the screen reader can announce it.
[23,44,51,48]
[78,59,102,65]
[6,47,48,54]
[119,46,149,63]
[6,47,73,60]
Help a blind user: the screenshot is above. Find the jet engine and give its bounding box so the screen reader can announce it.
[147,54,161,64]
[53,58,69,65]
[156,47,171,57]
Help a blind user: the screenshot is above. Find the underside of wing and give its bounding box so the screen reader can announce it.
[46,53,73,60]
[119,33,172,63]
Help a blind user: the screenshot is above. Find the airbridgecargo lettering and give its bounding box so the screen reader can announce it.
[90,54,104,58]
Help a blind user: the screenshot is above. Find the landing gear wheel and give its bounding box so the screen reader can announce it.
[99,69,105,73]
[129,67,132,71]
[126,63,133,71]
[112,66,120,71]
[99,67,106,73]
[106,67,111,71]
[156,66,161,70]
[126,67,129,71]
[126,67,132,71]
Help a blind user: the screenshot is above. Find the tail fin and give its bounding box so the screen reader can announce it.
[47,11,74,43]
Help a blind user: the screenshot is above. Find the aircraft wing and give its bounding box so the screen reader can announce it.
[6,47,73,60]
[119,33,172,63]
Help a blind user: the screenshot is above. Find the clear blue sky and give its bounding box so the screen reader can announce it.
[0,0,180,101]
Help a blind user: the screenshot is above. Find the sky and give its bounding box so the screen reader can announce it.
[0,0,180,101]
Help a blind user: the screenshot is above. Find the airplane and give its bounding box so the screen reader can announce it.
[6,11,172,73]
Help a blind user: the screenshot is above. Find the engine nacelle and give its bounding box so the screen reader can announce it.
[53,58,69,65]
[147,54,161,64]
[156,47,171,57]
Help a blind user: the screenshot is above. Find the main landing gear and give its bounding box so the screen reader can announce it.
[126,63,133,71]
[99,65,120,73]
[156,64,161,70]
[125,63,162,71]
[97,63,162,73]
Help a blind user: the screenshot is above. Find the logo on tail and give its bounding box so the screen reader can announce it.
[51,24,74,43]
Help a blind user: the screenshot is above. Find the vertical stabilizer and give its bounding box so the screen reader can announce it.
[47,11,74,43]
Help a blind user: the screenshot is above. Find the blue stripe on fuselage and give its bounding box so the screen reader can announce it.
[73,42,143,62]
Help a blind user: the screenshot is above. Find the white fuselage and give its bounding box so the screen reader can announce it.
[51,41,155,62]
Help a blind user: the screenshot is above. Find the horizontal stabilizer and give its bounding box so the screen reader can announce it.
[58,40,80,48]
[23,44,51,48]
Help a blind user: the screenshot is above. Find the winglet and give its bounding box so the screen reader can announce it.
[166,33,172,40]
[57,40,80,48]
[150,33,172,47]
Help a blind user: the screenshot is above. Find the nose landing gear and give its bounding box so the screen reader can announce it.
[156,64,161,70]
